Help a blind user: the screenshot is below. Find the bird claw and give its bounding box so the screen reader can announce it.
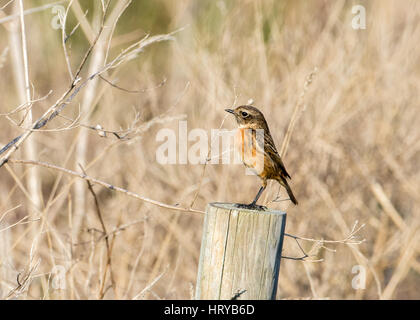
[235,203,268,211]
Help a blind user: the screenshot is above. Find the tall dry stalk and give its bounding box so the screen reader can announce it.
[72,0,132,240]
[72,7,105,239]
[7,1,42,219]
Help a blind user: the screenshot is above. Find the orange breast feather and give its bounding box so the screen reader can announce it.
[235,128,259,168]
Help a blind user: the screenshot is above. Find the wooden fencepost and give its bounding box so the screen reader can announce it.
[195,202,287,300]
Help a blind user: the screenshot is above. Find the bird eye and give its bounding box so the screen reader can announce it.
[241,111,249,117]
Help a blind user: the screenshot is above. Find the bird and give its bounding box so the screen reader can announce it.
[225,105,298,209]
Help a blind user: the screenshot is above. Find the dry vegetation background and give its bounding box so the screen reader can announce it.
[0,0,419,300]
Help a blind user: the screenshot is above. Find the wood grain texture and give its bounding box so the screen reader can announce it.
[195,202,286,300]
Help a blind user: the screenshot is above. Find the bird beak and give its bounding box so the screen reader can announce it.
[225,109,234,114]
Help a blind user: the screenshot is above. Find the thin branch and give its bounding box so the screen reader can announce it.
[189,90,237,209]
[0,82,73,167]
[103,0,133,65]
[74,219,145,247]
[0,214,37,233]
[79,165,116,299]
[0,30,177,167]
[99,75,166,94]
[71,0,111,84]
[132,266,168,300]
[282,221,365,262]
[0,204,22,224]
[6,236,41,299]
[55,110,185,140]
[282,236,323,262]
[9,159,204,214]
[18,0,32,124]
[61,0,75,80]
[280,67,318,158]
[0,90,52,117]
[285,220,366,245]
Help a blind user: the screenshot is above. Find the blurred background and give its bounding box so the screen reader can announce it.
[0,0,419,299]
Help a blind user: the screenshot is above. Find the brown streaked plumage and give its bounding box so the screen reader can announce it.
[225,105,298,208]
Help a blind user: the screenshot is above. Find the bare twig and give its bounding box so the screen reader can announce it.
[132,266,168,300]
[280,67,318,158]
[9,159,204,214]
[0,90,52,117]
[0,204,21,224]
[73,220,146,250]
[189,91,238,209]
[79,165,116,298]
[0,215,37,233]
[61,0,75,80]
[282,221,365,261]
[268,68,317,204]
[285,220,366,245]
[6,236,41,299]
[17,0,32,147]
[0,205,38,234]
[103,0,133,65]
[0,30,177,168]
[99,75,166,94]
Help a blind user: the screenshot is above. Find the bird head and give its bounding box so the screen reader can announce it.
[225,105,268,129]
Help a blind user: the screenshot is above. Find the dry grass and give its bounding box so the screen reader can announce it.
[0,0,419,299]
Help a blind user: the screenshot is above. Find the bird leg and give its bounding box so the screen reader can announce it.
[235,185,267,210]
[250,185,265,206]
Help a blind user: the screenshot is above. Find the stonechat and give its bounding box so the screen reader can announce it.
[225,105,298,208]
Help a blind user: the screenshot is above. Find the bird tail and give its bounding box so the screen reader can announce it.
[279,177,298,205]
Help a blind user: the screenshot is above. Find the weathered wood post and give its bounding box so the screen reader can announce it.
[195,202,286,300]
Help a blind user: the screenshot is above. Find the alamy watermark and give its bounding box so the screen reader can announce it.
[351,265,366,290]
[51,265,66,290]
[155,120,265,175]
[352,5,366,30]
[51,5,65,30]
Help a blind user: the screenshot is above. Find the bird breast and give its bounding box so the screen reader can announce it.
[235,128,265,176]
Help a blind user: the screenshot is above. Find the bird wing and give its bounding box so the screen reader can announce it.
[255,130,292,180]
